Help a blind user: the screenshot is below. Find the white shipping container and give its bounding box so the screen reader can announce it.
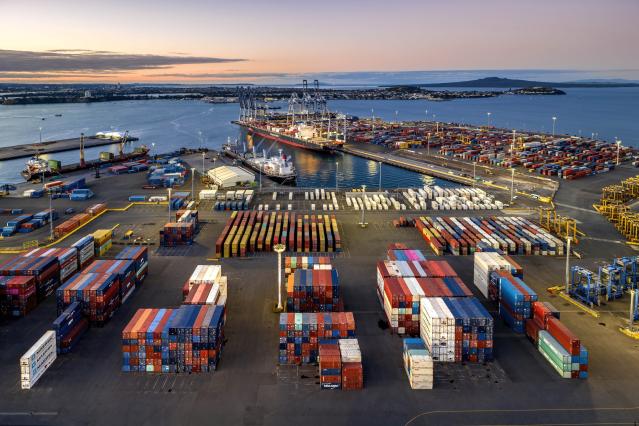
[419,297,456,362]
[189,265,222,285]
[78,242,95,265]
[20,331,57,389]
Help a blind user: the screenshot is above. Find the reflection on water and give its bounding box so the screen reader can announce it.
[249,132,457,189]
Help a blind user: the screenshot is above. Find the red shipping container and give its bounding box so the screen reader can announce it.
[547,317,580,355]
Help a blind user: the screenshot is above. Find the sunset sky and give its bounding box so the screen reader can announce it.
[1,0,638,83]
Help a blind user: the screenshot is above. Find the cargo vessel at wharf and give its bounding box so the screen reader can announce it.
[222,138,296,184]
[21,132,149,181]
[234,82,346,154]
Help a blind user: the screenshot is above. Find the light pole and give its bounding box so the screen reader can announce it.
[487,112,491,128]
[167,187,172,223]
[425,109,428,122]
[274,244,286,312]
[395,110,399,123]
[48,191,53,241]
[39,126,42,144]
[191,167,196,201]
[198,130,203,149]
[359,185,368,228]
[201,152,206,175]
[510,168,515,204]
[378,161,382,191]
[151,142,155,160]
[629,289,636,325]
[616,140,622,165]
[552,116,557,136]
[565,237,572,294]
[259,163,262,190]
[335,161,339,192]
[427,132,431,155]
[473,161,477,187]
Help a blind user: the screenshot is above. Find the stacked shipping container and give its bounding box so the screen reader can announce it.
[278,312,356,364]
[376,256,471,336]
[526,302,588,379]
[121,305,225,373]
[402,338,434,389]
[215,212,341,257]
[420,297,494,363]
[286,268,341,312]
[415,216,564,256]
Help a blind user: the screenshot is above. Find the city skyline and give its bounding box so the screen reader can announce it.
[1,0,638,83]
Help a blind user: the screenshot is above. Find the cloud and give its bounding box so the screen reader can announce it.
[148,72,292,79]
[0,72,119,79]
[0,49,247,73]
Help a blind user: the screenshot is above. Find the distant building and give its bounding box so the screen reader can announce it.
[207,166,255,188]
[84,90,92,98]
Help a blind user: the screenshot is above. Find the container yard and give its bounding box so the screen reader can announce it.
[343,118,633,182]
[1,148,639,426]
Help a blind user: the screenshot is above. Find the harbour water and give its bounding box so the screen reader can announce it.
[0,87,637,185]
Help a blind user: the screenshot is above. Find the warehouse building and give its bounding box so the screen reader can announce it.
[207,166,255,188]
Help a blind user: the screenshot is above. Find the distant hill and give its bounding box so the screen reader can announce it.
[417,77,639,88]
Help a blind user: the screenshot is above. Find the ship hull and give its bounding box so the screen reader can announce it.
[238,123,340,154]
[222,147,297,185]
[21,149,150,181]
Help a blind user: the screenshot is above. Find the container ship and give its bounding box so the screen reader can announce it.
[223,142,296,184]
[235,121,343,154]
[21,146,150,181]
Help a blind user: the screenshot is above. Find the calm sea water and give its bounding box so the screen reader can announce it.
[0,87,636,185]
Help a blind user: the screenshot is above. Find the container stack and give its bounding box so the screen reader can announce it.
[52,301,88,354]
[339,339,363,390]
[215,212,341,257]
[278,312,356,364]
[82,259,136,302]
[402,338,434,389]
[92,229,113,256]
[376,258,471,336]
[473,252,515,299]
[284,256,332,277]
[121,304,225,373]
[319,342,342,389]
[0,276,37,317]
[415,216,564,256]
[175,210,199,232]
[71,235,95,269]
[0,256,60,301]
[386,244,426,261]
[286,268,341,312]
[24,247,78,284]
[53,206,103,239]
[20,331,57,389]
[420,297,494,363]
[526,302,588,379]
[114,246,149,285]
[495,272,538,333]
[56,273,120,326]
[160,222,195,246]
[181,265,223,296]
[86,203,107,216]
[147,162,188,188]
[183,282,224,305]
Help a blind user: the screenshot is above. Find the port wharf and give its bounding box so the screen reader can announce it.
[0,136,139,161]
